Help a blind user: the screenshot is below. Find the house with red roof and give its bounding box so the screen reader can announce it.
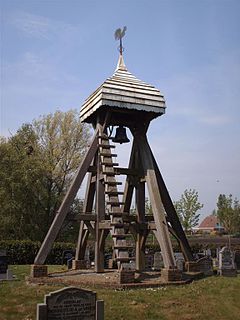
[197,215,225,233]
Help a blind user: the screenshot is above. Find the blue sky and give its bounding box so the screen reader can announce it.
[1,0,240,220]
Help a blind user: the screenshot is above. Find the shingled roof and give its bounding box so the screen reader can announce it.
[80,54,166,123]
[198,215,224,230]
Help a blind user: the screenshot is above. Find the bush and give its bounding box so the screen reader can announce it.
[0,240,75,265]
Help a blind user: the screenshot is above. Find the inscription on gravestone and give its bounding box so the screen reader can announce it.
[37,287,104,320]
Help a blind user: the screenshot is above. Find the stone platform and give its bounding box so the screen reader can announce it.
[27,269,192,289]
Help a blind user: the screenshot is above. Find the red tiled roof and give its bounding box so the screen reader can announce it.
[199,215,222,229]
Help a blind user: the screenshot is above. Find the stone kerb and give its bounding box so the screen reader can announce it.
[37,287,104,320]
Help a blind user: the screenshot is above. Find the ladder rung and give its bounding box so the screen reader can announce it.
[100,153,117,157]
[107,201,125,206]
[116,257,131,262]
[102,171,115,176]
[109,212,124,217]
[98,144,115,149]
[111,234,126,238]
[98,135,109,140]
[101,162,119,166]
[114,245,133,249]
[106,191,124,195]
[104,181,122,185]
[110,222,125,227]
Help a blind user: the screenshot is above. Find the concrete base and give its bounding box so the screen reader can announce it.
[72,259,87,270]
[31,265,48,278]
[161,268,182,282]
[119,270,135,284]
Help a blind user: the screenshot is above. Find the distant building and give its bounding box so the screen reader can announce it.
[197,215,225,233]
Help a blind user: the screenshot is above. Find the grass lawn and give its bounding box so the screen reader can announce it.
[0,265,240,320]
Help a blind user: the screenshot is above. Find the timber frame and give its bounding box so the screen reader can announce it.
[34,110,194,274]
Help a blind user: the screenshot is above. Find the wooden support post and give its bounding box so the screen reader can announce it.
[75,172,96,261]
[95,124,106,273]
[149,147,193,261]
[34,131,99,265]
[122,141,136,214]
[137,135,176,269]
[135,149,146,271]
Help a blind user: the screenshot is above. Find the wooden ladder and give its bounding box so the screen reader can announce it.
[98,134,133,269]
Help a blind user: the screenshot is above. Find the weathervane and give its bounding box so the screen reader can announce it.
[114,26,127,55]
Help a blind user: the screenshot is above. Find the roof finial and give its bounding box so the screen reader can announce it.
[114,26,127,55]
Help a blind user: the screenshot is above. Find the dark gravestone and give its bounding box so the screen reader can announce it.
[67,258,73,270]
[145,254,154,270]
[0,249,14,281]
[218,246,237,277]
[0,249,8,274]
[37,287,104,320]
[234,250,240,270]
[62,250,74,265]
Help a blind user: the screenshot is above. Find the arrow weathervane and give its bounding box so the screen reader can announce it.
[114,26,127,55]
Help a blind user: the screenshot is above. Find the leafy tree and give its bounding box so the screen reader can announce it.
[0,110,90,241]
[216,194,240,234]
[174,189,203,233]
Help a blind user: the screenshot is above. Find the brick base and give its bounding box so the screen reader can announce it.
[119,270,135,284]
[72,259,87,270]
[161,268,182,282]
[31,265,48,278]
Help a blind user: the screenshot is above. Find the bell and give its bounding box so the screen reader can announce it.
[112,126,130,144]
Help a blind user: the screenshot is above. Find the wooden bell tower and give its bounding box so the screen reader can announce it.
[32,32,194,281]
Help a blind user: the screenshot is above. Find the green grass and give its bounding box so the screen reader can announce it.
[0,266,240,320]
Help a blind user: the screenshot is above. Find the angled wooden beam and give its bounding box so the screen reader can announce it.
[137,135,176,269]
[75,171,96,260]
[149,146,193,261]
[34,130,99,265]
[122,141,137,214]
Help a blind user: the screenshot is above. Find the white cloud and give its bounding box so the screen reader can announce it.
[7,11,77,40]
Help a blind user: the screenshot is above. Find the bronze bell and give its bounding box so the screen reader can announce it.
[112,126,130,144]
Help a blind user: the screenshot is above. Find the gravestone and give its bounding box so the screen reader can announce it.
[62,250,75,265]
[145,254,154,270]
[0,249,14,281]
[153,252,164,271]
[119,263,135,284]
[234,250,240,270]
[37,287,104,320]
[198,256,213,276]
[0,249,8,275]
[174,252,184,271]
[218,246,237,277]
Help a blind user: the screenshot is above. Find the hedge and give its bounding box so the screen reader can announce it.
[1,239,238,265]
[0,240,75,265]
